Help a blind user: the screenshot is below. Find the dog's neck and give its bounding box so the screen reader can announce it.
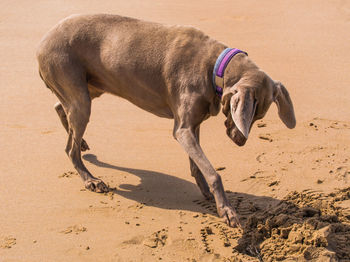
[221,52,260,91]
[207,44,260,100]
[212,48,248,97]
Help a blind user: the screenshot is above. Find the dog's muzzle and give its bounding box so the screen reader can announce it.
[225,119,247,147]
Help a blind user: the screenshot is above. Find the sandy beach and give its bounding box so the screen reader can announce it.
[1,0,350,261]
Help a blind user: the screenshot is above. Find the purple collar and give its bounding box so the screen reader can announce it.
[213,48,248,97]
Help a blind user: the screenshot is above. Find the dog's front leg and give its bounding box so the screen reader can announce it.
[174,125,240,227]
[189,126,213,200]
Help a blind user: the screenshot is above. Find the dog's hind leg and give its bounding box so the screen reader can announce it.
[38,49,107,192]
[189,127,213,200]
[54,102,90,151]
[44,62,108,192]
[62,84,108,193]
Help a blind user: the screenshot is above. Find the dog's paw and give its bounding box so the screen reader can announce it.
[219,205,241,228]
[85,179,109,193]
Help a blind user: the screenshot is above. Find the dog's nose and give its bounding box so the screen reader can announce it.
[232,128,247,147]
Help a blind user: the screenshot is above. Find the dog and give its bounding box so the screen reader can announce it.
[37,14,295,227]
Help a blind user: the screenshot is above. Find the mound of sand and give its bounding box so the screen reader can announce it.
[192,188,350,261]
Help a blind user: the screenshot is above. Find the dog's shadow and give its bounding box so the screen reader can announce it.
[83,153,280,215]
[83,153,210,212]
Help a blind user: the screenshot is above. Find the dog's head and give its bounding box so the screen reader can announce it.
[221,71,295,146]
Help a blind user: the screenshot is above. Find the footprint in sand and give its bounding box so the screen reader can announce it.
[308,117,350,131]
[58,171,78,178]
[0,236,16,249]
[331,166,350,182]
[200,223,241,254]
[143,229,168,248]
[60,225,87,235]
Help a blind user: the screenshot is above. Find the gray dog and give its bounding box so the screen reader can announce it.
[37,14,295,227]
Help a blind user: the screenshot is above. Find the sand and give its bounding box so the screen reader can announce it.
[1,0,350,261]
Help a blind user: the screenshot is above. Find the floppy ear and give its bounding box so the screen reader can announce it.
[221,87,235,117]
[274,81,296,128]
[230,90,257,139]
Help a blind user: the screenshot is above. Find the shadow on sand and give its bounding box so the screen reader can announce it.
[83,153,207,212]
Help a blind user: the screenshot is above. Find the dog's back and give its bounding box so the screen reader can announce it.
[37,14,222,117]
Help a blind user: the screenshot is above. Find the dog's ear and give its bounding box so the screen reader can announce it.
[274,81,296,129]
[221,88,235,117]
[230,89,257,139]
